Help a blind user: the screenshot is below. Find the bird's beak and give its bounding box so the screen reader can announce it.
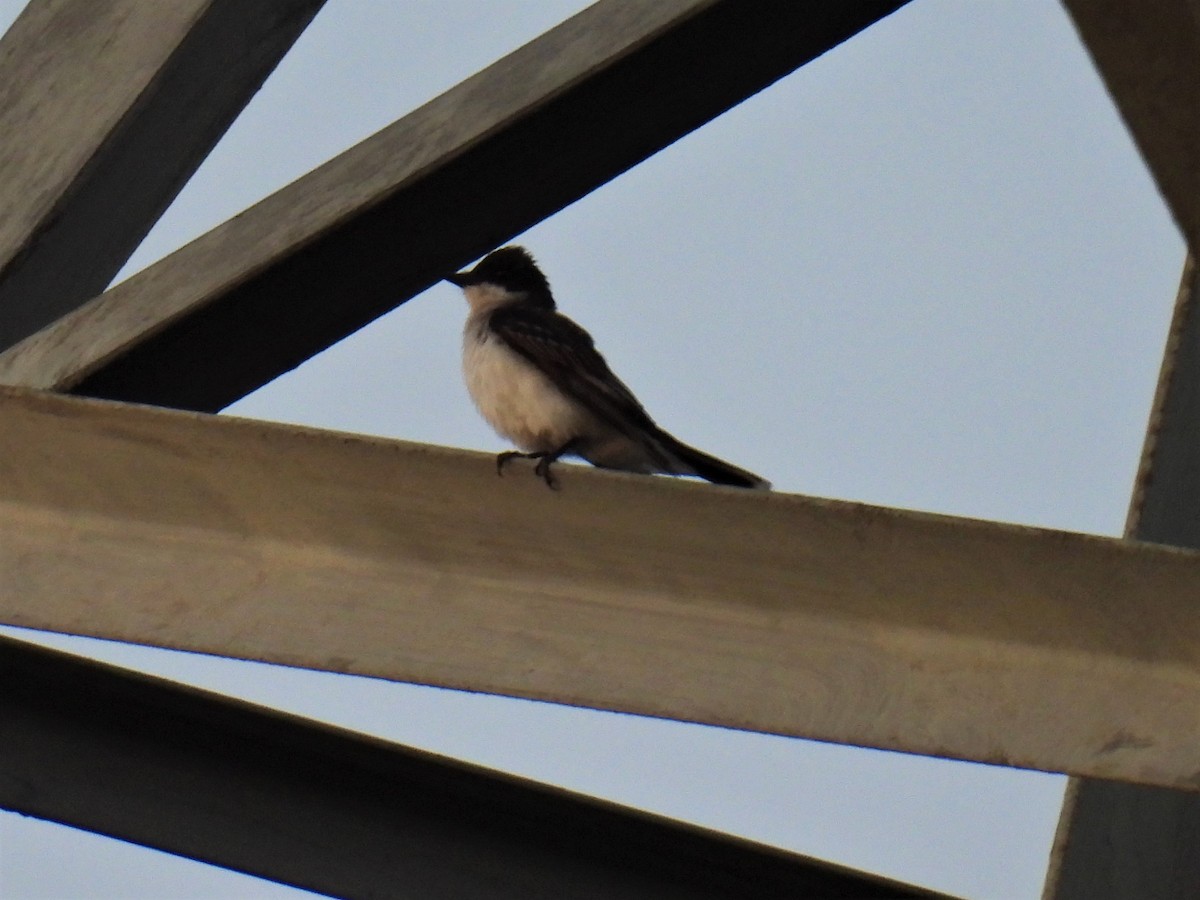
[444,271,470,287]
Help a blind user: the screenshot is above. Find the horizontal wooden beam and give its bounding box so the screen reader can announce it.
[1,636,941,899]
[1061,0,1200,249]
[1,387,1199,790]
[0,0,909,412]
[0,0,325,348]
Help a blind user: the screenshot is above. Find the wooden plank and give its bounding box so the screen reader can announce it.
[1,636,945,899]
[0,0,325,348]
[1061,0,1200,249]
[1043,258,1200,898]
[1,387,1200,789]
[0,0,909,412]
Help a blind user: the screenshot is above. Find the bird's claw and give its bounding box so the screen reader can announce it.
[494,450,560,489]
[534,456,560,490]
[496,451,524,476]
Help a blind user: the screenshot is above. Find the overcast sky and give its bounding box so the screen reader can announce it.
[0,2,1186,898]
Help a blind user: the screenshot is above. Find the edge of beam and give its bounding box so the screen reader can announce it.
[1043,256,1200,899]
[0,0,326,346]
[1,633,945,899]
[1061,0,1198,248]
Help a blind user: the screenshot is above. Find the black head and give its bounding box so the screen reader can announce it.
[445,246,555,308]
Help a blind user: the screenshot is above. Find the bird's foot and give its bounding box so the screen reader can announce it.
[533,455,560,490]
[496,450,532,477]
[496,449,557,487]
[495,440,578,490]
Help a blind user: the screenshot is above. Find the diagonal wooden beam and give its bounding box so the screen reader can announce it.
[1,635,945,899]
[0,0,910,412]
[1043,259,1200,898]
[1061,0,1200,250]
[1,386,1200,790]
[0,0,325,348]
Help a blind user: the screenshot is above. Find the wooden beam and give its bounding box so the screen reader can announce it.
[1061,0,1200,249]
[1,387,1200,789]
[0,0,325,348]
[1043,259,1200,898]
[1,636,943,899]
[0,0,909,412]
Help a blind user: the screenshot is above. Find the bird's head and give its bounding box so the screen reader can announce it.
[446,246,555,312]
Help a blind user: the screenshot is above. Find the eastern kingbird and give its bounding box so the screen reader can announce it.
[446,246,770,490]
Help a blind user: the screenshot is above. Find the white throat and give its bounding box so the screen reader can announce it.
[461,282,522,315]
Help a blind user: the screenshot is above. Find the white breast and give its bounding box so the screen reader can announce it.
[462,320,592,452]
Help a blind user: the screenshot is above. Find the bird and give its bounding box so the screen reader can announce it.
[446,246,770,491]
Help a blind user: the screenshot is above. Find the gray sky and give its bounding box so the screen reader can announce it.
[0,1,1185,898]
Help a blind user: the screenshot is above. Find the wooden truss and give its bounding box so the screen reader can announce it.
[0,1,1196,896]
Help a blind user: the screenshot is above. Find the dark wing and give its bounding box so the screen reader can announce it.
[488,305,658,437]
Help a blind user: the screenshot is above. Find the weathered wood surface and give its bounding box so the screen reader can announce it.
[0,386,1198,790]
[0,0,909,411]
[0,0,325,347]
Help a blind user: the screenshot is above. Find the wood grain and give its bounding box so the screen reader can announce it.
[0,0,324,346]
[0,386,1198,790]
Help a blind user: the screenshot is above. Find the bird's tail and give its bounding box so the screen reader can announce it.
[655,431,771,490]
